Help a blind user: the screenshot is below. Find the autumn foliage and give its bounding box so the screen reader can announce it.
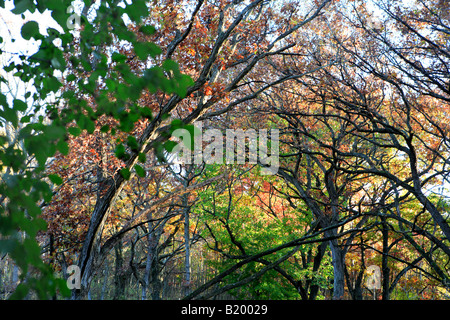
[1,0,450,300]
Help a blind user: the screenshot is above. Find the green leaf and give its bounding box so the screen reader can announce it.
[140,25,156,35]
[68,126,81,137]
[134,42,152,60]
[85,118,95,133]
[100,124,109,133]
[56,139,69,155]
[176,74,194,98]
[120,168,131,180]
[119,116,134,132]
[163,140,178,153]
[44,76,62,93]
[20,115,31,123]
[48,174,63,185]
[21,196,40,217]
[124,0,148,23]
[9,283,29,300]
[111,52,127,63]
[135,164,145,177]
[162,59,179,73]
[170,119,183,131]
[127,135,139,151]
[3,63,16,73]
[57,278,71,297]
[0,92,7,107]
[21,20,39,40]
[147,42,162,58]
[183,124,198,150]
[138,152,146,163]
[0,239,16,255]
[12,0,35,14]
[140,106,153,119]
[154,141,166,162]
[115,143,128,160]
[23,237,41,264]
[13,99,28,112]
[33,217,47,232]
[1,105,18,127]
[48,5,70,31]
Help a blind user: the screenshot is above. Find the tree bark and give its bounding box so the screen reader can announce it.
[141,211,156,300]
[183,194,191,297]
[113,240,126,300]
[381,216,390,300]
[328,236,345,299]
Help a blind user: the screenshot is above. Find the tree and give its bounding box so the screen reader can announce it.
[0,0,191,299]
[265,0,450,297]
[43,0,333,299]
[195,165,334,299]
[3,0,448,301]
[329,0,450,291]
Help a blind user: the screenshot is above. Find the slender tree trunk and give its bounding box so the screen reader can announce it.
[183,194,191,297]
[355,244,366,300]
[49,233,57,300]
[381,216,390,300]
[0,261,3,300]
[113,240,126,300]
[100,262,109,300]
[141,211,154,300]
[150,260,162,300]
[325,171,346,300]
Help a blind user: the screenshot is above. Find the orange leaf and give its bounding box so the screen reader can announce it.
[204,86,213,95]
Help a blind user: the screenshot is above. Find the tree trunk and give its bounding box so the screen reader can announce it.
[276,169,347,299]
[328,237,345,300]
[308,241,328,300]
[150,261,162,300]
[113,240,126,300]
[381,216,390,300]
[183,194,191,297]
[345,243,365,300]
[141,209,164,300]
[49,233,56,300]
[141,211,154,300]
[100,262,109,300]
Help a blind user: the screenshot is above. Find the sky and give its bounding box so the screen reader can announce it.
[0,0,65,123]
[0,0,62,57]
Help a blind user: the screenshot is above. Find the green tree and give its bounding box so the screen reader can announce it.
[191,165,334,300]
[0,0,191,299]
